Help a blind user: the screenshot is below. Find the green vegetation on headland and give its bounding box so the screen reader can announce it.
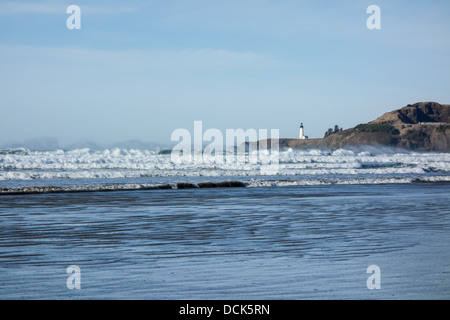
[323,125,343,138]
[355,123,400,135]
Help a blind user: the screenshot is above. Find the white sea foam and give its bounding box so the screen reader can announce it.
[1,147,450,182]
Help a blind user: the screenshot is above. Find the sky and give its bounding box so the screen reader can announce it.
[0,0,450,147]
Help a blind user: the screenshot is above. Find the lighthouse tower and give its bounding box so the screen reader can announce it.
[299,123,306,140]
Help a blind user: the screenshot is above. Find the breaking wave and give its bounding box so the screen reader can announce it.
[1,146,450,193]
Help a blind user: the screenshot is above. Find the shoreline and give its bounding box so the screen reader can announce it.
[2,177,450,196]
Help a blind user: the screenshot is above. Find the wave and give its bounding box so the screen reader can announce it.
[0,148,30,155]
[1,147,450,180]
[2,176,450,195]
[0,181,246,195]
[247,176,450,187]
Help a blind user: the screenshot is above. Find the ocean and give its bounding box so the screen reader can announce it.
[1,146,450,299]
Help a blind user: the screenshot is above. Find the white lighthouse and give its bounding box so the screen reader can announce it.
[299,123,308,140]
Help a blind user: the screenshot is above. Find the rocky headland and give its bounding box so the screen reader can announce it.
[253,102,450,152]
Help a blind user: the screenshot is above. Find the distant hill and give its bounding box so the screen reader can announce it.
[0,137,169,151]
[255,102,450,152]
[0,137,60,151]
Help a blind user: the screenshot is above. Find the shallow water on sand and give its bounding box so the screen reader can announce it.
[1,183,449,299]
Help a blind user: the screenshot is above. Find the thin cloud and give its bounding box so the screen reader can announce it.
[0,45,290,72]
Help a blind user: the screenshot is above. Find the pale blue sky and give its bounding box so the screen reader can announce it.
[1,0,450,146]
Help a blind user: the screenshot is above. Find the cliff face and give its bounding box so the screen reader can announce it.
[271,102,450,152]
[371,102,450,124]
